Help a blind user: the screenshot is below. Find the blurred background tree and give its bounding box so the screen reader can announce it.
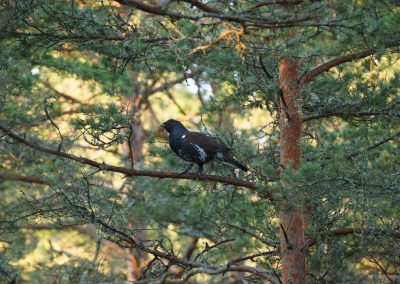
[0,0,399,283]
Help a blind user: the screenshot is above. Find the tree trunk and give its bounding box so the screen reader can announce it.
[278,57,306,284]
[123,91,147,281]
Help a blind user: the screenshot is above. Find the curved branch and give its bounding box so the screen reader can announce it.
[0,124,268,192]
[114,0,327,29]
[94,214,280,283]
[300,40,400,84]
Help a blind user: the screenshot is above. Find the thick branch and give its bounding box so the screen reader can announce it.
[114,0,325,29]
[115,0,168,15]
[0,124,262,191]
[300,40,400,84]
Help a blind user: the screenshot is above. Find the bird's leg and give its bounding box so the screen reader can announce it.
[197,164,204,175]
[180,163,194,174]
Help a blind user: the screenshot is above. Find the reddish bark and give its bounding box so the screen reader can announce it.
[278,57,306,284]
[123,91,146,281]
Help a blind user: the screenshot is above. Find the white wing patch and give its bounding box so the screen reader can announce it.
[181,135,186,139]
[216,152,224,159]
[191,143,207,162]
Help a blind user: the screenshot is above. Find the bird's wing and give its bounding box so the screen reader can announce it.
[183,132,229,153]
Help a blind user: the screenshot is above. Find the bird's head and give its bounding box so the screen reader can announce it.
[160,119,188,134]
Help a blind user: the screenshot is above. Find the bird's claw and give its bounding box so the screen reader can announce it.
[179,163,194,175]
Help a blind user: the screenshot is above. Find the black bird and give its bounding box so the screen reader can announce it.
[160,119,248,174]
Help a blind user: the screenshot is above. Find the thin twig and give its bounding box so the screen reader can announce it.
[44,100,64,152]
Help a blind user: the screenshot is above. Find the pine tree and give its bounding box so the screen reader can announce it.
[1,1,399,283]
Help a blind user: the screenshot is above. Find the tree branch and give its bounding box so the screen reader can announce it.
[303,111,388,122]
[306,227,400,248]
[0,124,265,192]
[348,131,400,158]
[300,40,400,84]
[228,250,277,265]
[147,71,199,95]
[103,221,280,283]
[246,0,304,12]
[115,0,167,15]
[114,0,330,29]
[43,82,88,105]
[0,173,48,185]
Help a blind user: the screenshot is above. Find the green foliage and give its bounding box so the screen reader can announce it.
[0,0,399,283]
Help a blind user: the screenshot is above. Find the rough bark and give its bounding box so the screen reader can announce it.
[278,57,305,284]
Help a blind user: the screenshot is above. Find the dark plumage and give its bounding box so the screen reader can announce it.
[161,119,248,174]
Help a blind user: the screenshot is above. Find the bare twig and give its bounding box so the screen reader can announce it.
[166,89,186,115]
[44,99,64,152]
[259,55,273,79]
[227,223,279,247]
[194,238,235,261]
[228,250,277,265]
[369,256,393,282]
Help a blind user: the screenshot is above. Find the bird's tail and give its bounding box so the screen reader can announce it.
[222,153,248,172]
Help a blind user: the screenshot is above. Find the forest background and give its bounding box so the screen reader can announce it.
[0,0,400,283]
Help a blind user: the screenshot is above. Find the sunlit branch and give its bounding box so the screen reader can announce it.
[165,89,186,115]
[300,40,400,84]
